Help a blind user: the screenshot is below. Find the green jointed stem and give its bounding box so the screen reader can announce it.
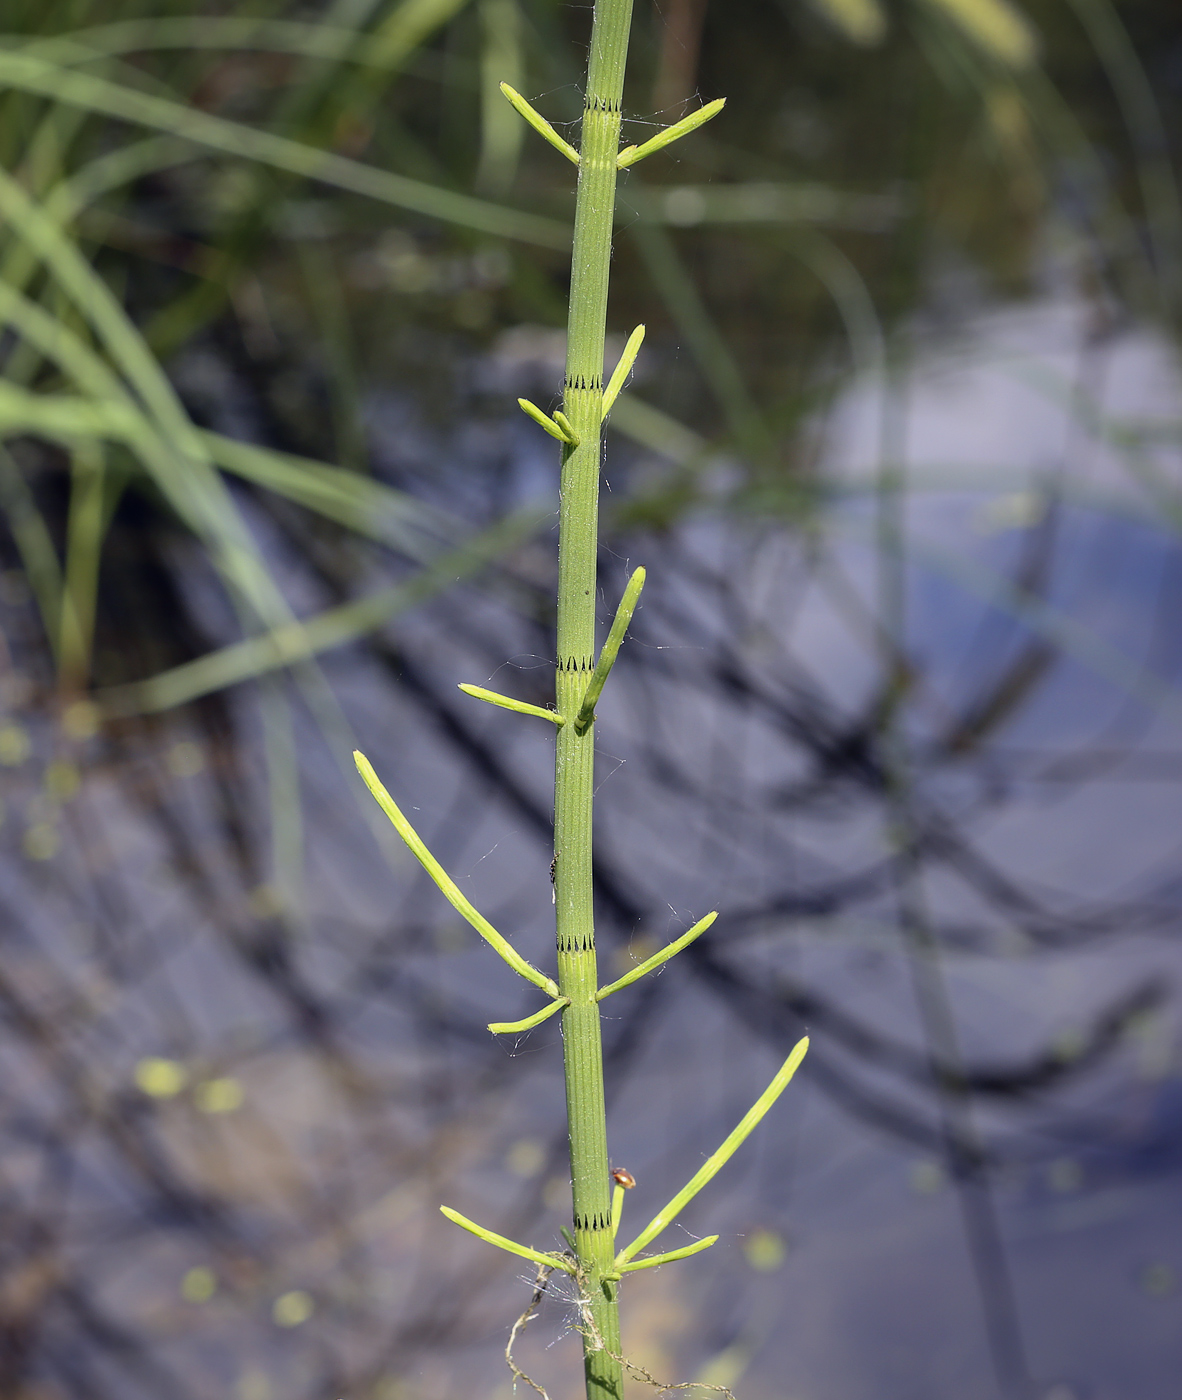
[552,0,634,1391]
[353,5,807,1393]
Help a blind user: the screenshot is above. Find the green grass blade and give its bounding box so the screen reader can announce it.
[616,1037,809,1267]
[44,136,196,223]
[787,229,885,384]
[18,17,371,66]
[607,392,708,465]
[0,159,294,633]
[0,342,412,871]
[623,180,901,230]
[96,508,545,712]
[630,222,764,445]
[354,751,559,996]
[19,12,463,73]
[0,283,128,406]
[809,0,888,45]
[0,136,192,308]
[0,383,133,445]
[921,0,1037,67]
[0,444,63,656]
[202,431,456,559]
[57,442,106,692]
[296,241,366,473]
[476,0,525,195]
[0,380,457,561]
[439,1206,574,1272]
[260,677,306,931]
[367,0,475,68]
[0,51,569,249]
[596,910,716,1000]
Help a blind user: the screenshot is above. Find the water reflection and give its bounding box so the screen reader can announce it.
[592,292,1182,1400]
[3,281,1179,1400]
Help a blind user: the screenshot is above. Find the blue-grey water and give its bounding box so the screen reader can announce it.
[1,292,1180,1400]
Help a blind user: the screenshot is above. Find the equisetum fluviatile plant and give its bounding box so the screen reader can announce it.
[354,0,808,1393]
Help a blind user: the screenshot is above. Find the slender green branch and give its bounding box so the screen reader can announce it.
[354,751,559,997]
[619,1235,719,1273]
[616,1036,809,1267]
[596,910,716,1000]
[459,683,565,725]
[518,396,581,444]
[552,411,580,443]
[601,324,645,415]
[616,98,726,168]
[611,1182,626,1238]
[500,81,582,165]
[575,566,646,734]
[440,1207,575,1273]
[489,996,569,1035]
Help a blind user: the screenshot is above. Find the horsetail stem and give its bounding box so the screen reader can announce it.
[550,1,635,1388]
[357,2,811,1393]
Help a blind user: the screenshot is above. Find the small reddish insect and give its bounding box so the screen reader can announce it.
[611,1168,636,1189]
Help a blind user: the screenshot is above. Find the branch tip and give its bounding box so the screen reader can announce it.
[440,1205,575,1272]
[616,97,726,169]
[518,397,580,445]
[354,750,558,996]
[616,1035,808,1266]
[500,82,581,166]
[459,682,564,726]
[596,909,716,999]
[488,997,569,1035]
[602,323,645,415]
[619,1235,719,1272]
[575,566,647,733]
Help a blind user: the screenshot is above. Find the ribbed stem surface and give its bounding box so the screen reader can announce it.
[553,0,633,1395]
